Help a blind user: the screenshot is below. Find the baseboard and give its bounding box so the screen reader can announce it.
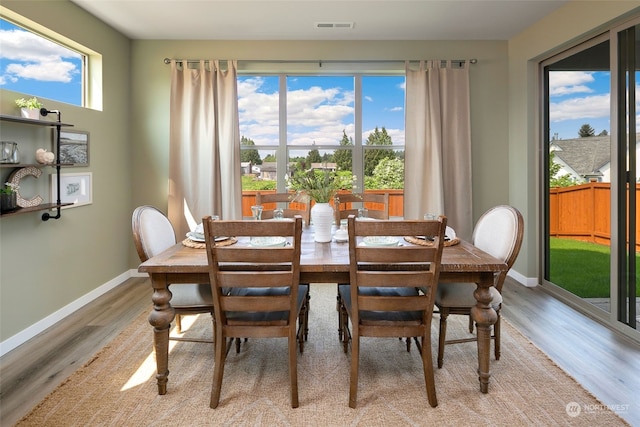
[0,270,136,357]
[508,269,538,287]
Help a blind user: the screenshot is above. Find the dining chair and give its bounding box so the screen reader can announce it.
[255,191,311,225]
[132,205,213,343]
[333,192,389,224]
[338,215,447,408]
[203,215,309,409]
[435,205,524,368]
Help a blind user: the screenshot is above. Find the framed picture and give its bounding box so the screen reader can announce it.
[50,172,92,208]
[57,130,89,166]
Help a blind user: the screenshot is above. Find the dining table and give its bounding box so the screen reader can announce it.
[138,224,507,396]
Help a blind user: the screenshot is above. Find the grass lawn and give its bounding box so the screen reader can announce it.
[549,237,640,298]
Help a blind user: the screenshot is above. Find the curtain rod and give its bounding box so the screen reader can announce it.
[163,58,478,66]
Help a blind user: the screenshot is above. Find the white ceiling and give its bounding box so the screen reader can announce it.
[70,0,568,41]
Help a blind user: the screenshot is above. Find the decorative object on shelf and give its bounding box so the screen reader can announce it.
[35,148,55,165]
[8,166,43,208]
[15,97,43,120]
[286,165,357,242]
[50,172,92,208]
[1,141,20,164]
[58,130,89,166]
[0,182,19,213]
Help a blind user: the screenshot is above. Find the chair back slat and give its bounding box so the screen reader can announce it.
[256,192,311,225]
[222,295,291,312]
[334,192,389,224]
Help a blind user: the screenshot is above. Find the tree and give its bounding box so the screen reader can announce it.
[367,157,404,189]
[598,129,609,136]
[549,152,579,188]
[578,124,595,137]
[306,148,322,164]
[334,130,353,171]
[240,136,262,165]
[262,153,276,162]
[364,126,396,176]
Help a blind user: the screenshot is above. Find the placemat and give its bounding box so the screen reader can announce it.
[404,236,460,247]
[182,237,237,249]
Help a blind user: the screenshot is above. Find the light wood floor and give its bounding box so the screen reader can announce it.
[1,276,639,426]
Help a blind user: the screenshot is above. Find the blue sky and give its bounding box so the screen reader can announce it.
[0,19,82,106]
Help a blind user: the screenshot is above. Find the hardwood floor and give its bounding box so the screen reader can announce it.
[1,276,639,426]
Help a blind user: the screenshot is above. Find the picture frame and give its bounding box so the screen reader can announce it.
[57,130,89,166]
[50,172,92,208]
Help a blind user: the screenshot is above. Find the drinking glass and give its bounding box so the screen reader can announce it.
[274,208,284,220]
[358,207,368,218]
[251,205,263,221]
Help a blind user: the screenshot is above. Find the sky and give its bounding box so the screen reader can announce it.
[0,17,621,144]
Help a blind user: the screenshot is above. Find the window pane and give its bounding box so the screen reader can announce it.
[238,75,279,146]
[362,75,405,147]
[286,76,354,146]
[0,19,83,106]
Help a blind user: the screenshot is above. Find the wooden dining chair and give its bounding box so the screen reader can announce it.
[334,192,389,224]
[255,191,311,225]
[203,216,309,409]
[132,205,213,343]
[435,205,524,368]
[338,215,447,408]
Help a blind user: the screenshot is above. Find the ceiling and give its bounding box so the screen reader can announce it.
[70,0,568,41]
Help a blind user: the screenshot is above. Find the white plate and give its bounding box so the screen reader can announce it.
[362,236,399,247]
[186,232,228,243]
[250,236,287,247]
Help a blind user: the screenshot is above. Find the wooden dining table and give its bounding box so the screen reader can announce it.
[138,225,507,396]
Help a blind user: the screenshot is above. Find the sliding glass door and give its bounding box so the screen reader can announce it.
[542,19,640,336]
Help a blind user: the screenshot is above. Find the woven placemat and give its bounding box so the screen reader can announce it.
[404,236,460,247]
[181,237,237,249]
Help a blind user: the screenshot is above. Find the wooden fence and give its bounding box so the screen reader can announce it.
[549,182,640,250]
[242,189,404,218]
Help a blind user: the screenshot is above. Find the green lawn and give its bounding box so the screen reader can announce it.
[549,237,640,298]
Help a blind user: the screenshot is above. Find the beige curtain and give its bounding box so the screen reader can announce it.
[405,60,472,240]
[168,60,241,236]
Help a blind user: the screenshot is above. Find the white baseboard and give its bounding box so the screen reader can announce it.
[508,269,538,287]
[0,270,135,357]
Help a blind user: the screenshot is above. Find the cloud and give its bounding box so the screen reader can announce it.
[549,71,594,96]
[550,93,610,122]
[0,28,80,84]
[364,95,373,102]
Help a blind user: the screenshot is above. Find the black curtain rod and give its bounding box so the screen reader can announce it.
[163,58,478,66]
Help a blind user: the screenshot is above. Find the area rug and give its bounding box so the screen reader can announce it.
[17,284,627,426]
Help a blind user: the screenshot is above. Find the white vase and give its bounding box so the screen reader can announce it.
[311,202,334,242]
[21,108,40,120]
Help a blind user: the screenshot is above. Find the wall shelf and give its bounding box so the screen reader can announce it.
[0,112,74,220]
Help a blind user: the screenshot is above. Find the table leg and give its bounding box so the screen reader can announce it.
[147,274,175,395]
[470,272,498,393]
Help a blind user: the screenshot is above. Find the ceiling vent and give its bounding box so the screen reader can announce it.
[314,22,355,29]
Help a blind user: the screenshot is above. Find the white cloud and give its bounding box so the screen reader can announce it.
[550,93,610,122]
[549,71,594,96]
[0,28,80,84]
[364,95,373,102]
[388,106,403,112]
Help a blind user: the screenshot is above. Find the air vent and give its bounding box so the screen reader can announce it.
[314,22,355,29]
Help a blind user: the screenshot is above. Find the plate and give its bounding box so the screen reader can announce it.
[186,232,228,243]
[362,236,399,247]
[250,236,287,247]
[415,226,456,242]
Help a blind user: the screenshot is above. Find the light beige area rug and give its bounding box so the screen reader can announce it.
[17,284,627,426]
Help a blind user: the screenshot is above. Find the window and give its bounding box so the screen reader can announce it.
[0,17,85,106]
[239,73,405,195]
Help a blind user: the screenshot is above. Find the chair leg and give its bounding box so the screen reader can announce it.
[339,301,350,353]
[494,313,501,360]
[420,333,438,407]
[468,314,474,334]
[289,331,299,408]
[437,308,449,369]
[348,335,360,408]
[175,314,182,333]
[210,329,227,408]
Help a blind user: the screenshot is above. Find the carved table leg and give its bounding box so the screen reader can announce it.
[470,272,498,393]
[147,274,175,395]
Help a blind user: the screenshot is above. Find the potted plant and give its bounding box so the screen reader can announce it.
[287,166,357,242]
[0,182,20,213]
[15,97,43,119]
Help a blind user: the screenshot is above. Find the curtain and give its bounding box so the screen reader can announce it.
[168,60,241,236]
[405,60,473,240]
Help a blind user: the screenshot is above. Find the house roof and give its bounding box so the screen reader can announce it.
[550,136,611,178]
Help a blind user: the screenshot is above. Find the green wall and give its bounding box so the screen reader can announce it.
[0,1,131,343]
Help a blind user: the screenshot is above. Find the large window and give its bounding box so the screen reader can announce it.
[239,73,405,195]
[0,17,85,106]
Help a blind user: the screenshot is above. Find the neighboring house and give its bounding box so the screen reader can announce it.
[550,136,610,183]
[241,161,253,175]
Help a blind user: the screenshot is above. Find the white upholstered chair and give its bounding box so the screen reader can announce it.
[132,205,214,343]
[435,205,524,368]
